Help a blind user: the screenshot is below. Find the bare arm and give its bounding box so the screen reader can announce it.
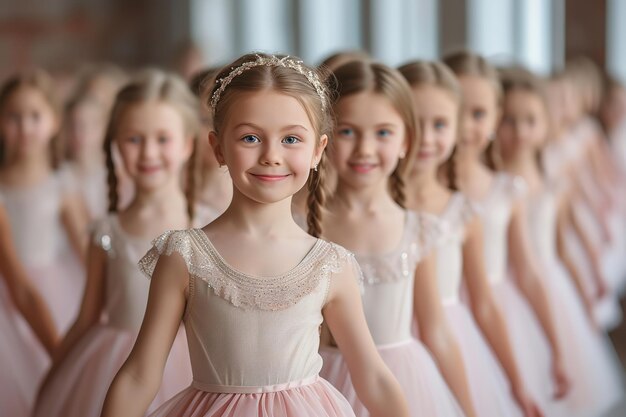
[101,252,188,417]
[462,219,535,413]
[413,252,477,417]
[0,207,58,354]
[60,194,90,264]
[323,259,409,417]
[507,201,569,398]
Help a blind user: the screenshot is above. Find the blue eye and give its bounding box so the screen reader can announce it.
[158,136,169,144]
[337,127,354,137]
[472,109,485,120]
[282,136,300,144]
[242,135,260,143]
[434,120,447,130]
[127,135,142,144]
[377,129,391,138]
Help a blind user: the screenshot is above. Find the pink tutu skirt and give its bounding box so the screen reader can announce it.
[320,338,465,417]
[148,377,356,417]
[444,301,523,417]
[491,279,568,417]
[27,249,85,335]
[0,285,49,417]
[541,257,624,416]
[33,324,191,417]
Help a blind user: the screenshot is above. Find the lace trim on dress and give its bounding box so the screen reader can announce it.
[138,229,363,311]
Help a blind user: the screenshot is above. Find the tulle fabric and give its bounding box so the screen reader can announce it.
[491,279,569,417]
[319,339,465,417]
[0,285,49,417]
[147,379,355,417]
[33,324,191,417]
[444,302,523,417]
[541,258,624,417]
[26,249,85,334]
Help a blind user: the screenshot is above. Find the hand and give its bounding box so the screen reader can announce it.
[550,358,571,400]
[512,385,544,417]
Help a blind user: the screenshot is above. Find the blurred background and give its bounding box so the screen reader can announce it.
[1,0,625,84]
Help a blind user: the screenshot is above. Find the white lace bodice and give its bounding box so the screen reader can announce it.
[432,193,478,304]
[355,211,440,345]
[476,174,526,284]
[0,167,76,266]
[139,230,361,389]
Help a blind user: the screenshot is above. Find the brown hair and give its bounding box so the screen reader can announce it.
[330,60,418,208]
[443,51,503,171]
[398,60,462,191]
[103,69,200,219]
[318,51,371,73]
[208,53,332,237]
[0,69,63,168]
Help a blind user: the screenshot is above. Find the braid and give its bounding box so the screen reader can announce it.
[104,136,119,213]
[446,146,459,191]
[185,138,199,222]
[389,167,406,208]
[306,153,328,238]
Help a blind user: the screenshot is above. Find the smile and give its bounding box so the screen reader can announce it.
[349,163,378,173]
[249,173,291,182]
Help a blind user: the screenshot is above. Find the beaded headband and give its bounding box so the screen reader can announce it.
[210,54,327,112]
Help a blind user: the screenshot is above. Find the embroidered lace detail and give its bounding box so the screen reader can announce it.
[357,211,440,285]
[138,229,362,311]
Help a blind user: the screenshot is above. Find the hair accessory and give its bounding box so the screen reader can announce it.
[210,54,327,112]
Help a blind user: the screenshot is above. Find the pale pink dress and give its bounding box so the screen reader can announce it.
[0,166,85,334]
[320,211,466,417]
[32,215,192,417]
[0,196,49,417]
[140,230,359,417]
[476,173,566,417]
[431,192,523,417]
[525,180,624,417]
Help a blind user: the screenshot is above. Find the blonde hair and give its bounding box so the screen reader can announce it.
[103,69,200,219]
[208,53,333,238]
[318,51,371,73]
[0,69,63,169]
[398,60,462,190]
[330,60,418,208]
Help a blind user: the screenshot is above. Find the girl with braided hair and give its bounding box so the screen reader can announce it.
[34,69,197,417]
[101,53,409,417]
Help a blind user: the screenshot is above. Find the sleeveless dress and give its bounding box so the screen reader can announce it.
[32,215,192,417]
[140,230,360,417]
[0,196,49,417]
[319,211,466,417]
[0,167,85,334]
[525,181,624,417]
[476,174,566,417]
[430,192,523,417]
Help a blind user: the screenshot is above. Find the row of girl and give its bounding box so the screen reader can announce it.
[0,49,625,417]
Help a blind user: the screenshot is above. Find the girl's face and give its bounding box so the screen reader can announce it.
[1,86,58,160]
[410,86,458,173]
[115,100,193,192]
[331,91,408,191]
[66,100,107,160]
[497,90,548,158]
[457,75,500,153]
[210,90,326,205]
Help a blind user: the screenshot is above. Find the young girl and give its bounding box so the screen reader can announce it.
[100,53,409,417]
[496,67,624,417]
[33,70,196,417]
[0,197,57,416]
[442,52,572,414]
[189,68,232,222]
[0,69,88,334]
[318,59,474,417]
[399,59,548,417]
[64,91,110,220]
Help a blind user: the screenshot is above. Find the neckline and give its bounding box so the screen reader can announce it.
[194,229,324,281]
[356,210,412,259]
